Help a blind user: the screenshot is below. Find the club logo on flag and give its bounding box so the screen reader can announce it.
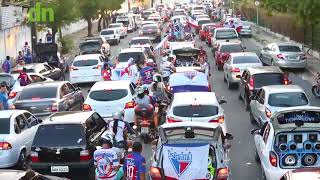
[184,71,197,80]
[168,151,192,177]
[114,69,126,77]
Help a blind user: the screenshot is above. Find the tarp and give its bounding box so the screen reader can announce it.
[169,72,209,93]
[162,143,209,180]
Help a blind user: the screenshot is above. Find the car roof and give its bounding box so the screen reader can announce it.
[172,92,218,106]
[12,63,45,70]
[230,52,258,57]
[161,121,220,129]
[274,42,300,47]
[262,85,305,94]
[216,27,236,31]
[44,111,94,125]
[246,66,283,75]
[74,54,101,61]
[120,47,144,53]
[23,81,67,89]
[219,42,242,46]
[198,18,211,21]
[131,37,151,40]
[90,80,131,91]
[0,110,26,118]
[109,23,122,25]
[101,28,116,31]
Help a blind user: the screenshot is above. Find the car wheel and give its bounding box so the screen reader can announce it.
[17,150,27,170]
[250,111,256,125]
[244,94,250,111]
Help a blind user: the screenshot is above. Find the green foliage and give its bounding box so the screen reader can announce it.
[59,36,74,54]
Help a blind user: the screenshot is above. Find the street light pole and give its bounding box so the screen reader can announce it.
[255,1,260,26]
[30,0,37,60]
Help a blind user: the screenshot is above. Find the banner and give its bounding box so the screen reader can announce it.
[188,17,200,29]
[153,35,169,55]
[163,143,209,180]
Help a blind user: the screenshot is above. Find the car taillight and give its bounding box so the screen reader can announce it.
[265,108,272,118]
[269,151,277,167]
[8,91,17,99]
[150,167,162,180]
[80,150,91,161]
[249,78,254,91]
[277,54,284,59]
[231,67,240,72]
[301,54,307,60]
[216,167,229,180]
[167,117,182,123]
[70,66,78,71]
[0,142,12,150]
[30,151,39,162]
[125,101,135,109]
[50,103,59,112]
[209,115,225,123]
[82,104,92,111]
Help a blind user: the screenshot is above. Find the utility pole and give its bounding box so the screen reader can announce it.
[30,0,37,59]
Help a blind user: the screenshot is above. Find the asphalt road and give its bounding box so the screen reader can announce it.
[60,29,320,180]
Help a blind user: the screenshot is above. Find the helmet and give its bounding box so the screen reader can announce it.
[128,57,135,65]
[135,86,145,95]
[100,130,114,146]
[142,84,149,91]
[112,110,124,120]
[153,74,162,82]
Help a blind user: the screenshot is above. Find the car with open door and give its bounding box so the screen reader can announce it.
[149,122,233,180]
[251,107,320,180]
[11,63,63,81]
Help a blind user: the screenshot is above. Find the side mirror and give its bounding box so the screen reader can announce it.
[262,47,268,51]
[76,87,81,91]
[37,119,43,123]
[87,89,91,93]
[223,143,232,150]
[250,128,260,135]
[219,99,227,104]
[243,46,247,50]
[225,133,233,140]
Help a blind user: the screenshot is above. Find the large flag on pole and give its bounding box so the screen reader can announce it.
[153,35,169,55]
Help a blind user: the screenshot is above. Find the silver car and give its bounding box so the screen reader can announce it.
[0,110,42,169]
[259,43,307,69]
[249,85,310,127]
[223,52,263,89]
[239,21,252,37]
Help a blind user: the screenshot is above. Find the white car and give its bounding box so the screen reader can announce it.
[116,47,148,67]
[69,54,104,84]
[249,85,310,127]
[223,52,263,89]
[166,92,228,134]
[0,110,42,169]
[211,28,241,50]
[100,28,121,45]
[129,37,152,47]
[108,23,127,38]
[83,80,136,123]
[7,73,53,105]
[140,20,156,28]
[252,107,320,180]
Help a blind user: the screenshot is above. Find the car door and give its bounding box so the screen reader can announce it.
[86,113,107,150]
[254,122,271,164]
[252,89,265,122]
[29,74,47,83]
[14,114,32,154]
[66,82,83,110]
[59,84,71,111]
[261,44,273,65]
[22,112,41,152]
[44,64,59,80]
[223,57,232,79]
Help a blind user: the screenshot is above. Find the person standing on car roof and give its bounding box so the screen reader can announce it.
[123,142,146,180]
[160,52,176,84]
[94,133,120,180]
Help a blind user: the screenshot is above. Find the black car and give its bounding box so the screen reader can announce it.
[30,111,107,177]
[0,73,15,91]
[13,81,84,117]
[79,38,103,55]
[11,63,63,81]
[239,66,290,110]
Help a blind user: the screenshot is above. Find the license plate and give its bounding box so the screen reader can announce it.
[141,127,149,134]
[51,166,69,173]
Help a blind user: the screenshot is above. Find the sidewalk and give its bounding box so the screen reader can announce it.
[248,22,320,77]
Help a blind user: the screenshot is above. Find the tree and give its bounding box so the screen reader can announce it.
[77,0,100,37]
[98,0,125,32]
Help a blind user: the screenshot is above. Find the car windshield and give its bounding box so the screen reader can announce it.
[142,25,158,30]
[233,55,261,64]
[33,124,86,147]
[79,42,100,50]
[73,59,99,67]
[19,87,57,100]
[131,39,150,45]
[109,24,121,28]
[216,30,238,39]
[0,118,10,134]
[173,105,219,117]
[253,73,284,88]
[279,45,301,52]
[11,68,35,74]
[268,92,309,107]
[89,89,128,101]
[164,127,216,141]
[220,44,243,53]
[198,20,211,26]
[0,74,15,87]
[118,52,144,63]
[101,30,114,35]
[117,20,129,26]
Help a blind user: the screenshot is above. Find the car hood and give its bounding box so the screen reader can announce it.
[173,48,200,57]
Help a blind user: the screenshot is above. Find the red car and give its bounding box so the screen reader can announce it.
[199,23,216,41]
[214,42,244,70]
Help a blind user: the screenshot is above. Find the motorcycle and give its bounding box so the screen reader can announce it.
[134,104,157,144]
[312,72,320,97]
[152,91,169,124]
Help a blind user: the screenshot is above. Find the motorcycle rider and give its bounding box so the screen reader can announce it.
[149,74,169,102]
[198,46,208,61]
[94,133,120,180]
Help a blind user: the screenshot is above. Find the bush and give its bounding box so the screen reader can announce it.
[59,36,74,54]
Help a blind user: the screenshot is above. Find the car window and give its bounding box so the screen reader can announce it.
[0,74,15,88]
[33,124,87,147]
[19,86,57,100]
[241,71,247,79]
[15,115,28,133]
[23,112,39,127]
[73,59,99,67]
[279,45,301,52]
[173,105,219,117]
[118,52,145,63]
[220,44,243,53]
[253,73,284,88]
[257,89,265,104]
[44,64,52,71]
[271,44,277,51]
[89,89,128,101]
[216,30,238,39]
[268,92,309,107]
[30,75,45,83]
[233,56,261,64]
[101,30,114,35]
[38,67,47,74]
[263,123,270,143]
[86,113,106,133]
[0,118,10,134]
